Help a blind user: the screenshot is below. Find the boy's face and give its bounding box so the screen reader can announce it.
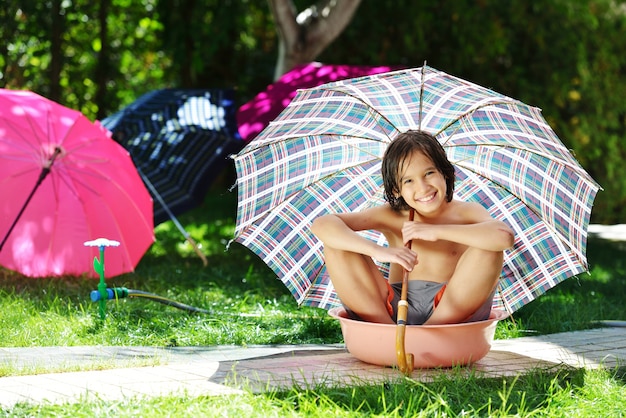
[396,150,448,216]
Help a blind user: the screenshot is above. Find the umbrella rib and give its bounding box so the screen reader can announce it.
[418,64,426,131]
[446,142,594,180]
[235,154,382,238]
[433,100,596,183]
[454,159,589,268]
[435,98,520,144]
[0,114,48,160]
[308,92,402,140]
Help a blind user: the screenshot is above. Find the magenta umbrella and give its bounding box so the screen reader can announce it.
[0,89,155,278]
[237,62,402,142]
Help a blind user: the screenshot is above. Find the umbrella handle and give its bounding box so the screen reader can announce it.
[186,235,208,266]
[396,208,415,375]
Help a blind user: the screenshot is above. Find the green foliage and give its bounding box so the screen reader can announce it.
[1,0,625,222]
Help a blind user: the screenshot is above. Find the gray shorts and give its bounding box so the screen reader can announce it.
[345,280,494,325]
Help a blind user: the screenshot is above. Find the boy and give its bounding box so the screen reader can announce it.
[311,130,514,325]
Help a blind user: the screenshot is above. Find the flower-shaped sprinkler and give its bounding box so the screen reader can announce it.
[84,238,121,319]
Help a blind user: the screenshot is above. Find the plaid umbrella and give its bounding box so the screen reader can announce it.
[101,88,242,226]
[232,65,600,314]
[236,62,402,142]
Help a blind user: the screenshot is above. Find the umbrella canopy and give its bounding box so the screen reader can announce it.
[101,88,242,226]
[232,65,601,313]
[0,89,154,278]
[236,62,401,142]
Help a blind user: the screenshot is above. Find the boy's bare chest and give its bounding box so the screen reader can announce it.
[386,234,466,283]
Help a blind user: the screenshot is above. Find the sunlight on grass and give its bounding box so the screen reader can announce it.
[6,367,626,417]
[0,356,163,378]
[151,217,235,259]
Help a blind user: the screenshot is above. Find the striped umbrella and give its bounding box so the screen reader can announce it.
[102,88,242,226]
[232,65,600,314]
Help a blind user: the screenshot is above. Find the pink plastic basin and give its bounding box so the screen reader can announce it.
[328,307,508,369]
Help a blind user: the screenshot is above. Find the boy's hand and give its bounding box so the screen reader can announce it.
[372,246,418,272]
[402,221,439,244]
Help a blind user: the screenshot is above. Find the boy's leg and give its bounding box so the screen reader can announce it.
[424,248,503,325]
[324,246,395,324]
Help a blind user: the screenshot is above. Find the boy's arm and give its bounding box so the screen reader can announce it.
[403,202,514,251]
[311,206,418,271]
[310,211,381,256]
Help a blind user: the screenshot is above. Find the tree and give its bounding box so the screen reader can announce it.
[2,0,625,223]
[268,0,362,80]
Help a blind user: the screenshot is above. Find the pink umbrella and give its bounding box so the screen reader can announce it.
[237,62,402,142]
[0,89,155,278]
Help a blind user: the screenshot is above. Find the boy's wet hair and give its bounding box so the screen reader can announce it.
[381,130,455,212]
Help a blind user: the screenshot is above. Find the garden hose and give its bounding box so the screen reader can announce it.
[90,287,209,314]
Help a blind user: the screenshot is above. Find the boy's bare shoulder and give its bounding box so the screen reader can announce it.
[450,199,483,210]
[448,199,493,222]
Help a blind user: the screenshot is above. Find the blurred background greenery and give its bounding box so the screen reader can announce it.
[1,0,624,223]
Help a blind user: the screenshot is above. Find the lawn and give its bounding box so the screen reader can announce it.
[1,187,625,416]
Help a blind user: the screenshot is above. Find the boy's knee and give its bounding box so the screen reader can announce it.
[462,247,503,270]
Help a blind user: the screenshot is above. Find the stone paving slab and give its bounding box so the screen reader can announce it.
[231,327,625,392]
[588,224,626,241]
[0,344,343,371]
[1,327,624,408]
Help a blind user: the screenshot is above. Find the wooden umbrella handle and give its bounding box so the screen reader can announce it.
[396,208,415,375]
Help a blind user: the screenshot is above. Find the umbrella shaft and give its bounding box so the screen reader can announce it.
[0,168,51,252]
[0,148,60,252]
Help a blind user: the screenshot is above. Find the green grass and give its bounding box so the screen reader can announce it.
[2,187,626,415]
[5,367,626,417]
[0,189,339,348]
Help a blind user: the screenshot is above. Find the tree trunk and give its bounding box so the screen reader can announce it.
[268,0,362,80]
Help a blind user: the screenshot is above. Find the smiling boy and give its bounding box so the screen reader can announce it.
[311,130,514,325]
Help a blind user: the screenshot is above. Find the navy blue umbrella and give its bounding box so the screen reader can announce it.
[102,88,243,264]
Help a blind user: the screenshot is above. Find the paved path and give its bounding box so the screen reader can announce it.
[1,326,625,408]
[588,224,626,241]
[1,224,625,408]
